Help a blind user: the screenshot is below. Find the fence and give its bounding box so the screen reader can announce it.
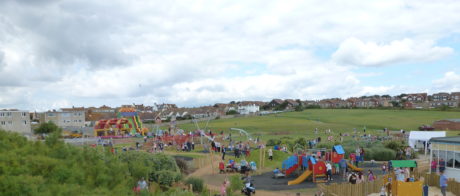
[318,171,460,196]
[422,172,460,196]
[317,178,384,196]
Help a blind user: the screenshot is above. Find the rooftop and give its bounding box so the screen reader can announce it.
[430,136,460,144]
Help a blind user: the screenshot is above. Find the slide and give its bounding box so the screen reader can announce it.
[288,170,312,185]
[347,162,363,172]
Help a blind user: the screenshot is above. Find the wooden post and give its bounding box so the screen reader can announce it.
[210,149,215,174]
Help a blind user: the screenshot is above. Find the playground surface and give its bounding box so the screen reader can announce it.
[253,162,384,191]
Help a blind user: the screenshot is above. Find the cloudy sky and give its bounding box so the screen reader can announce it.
[1,0,460,111]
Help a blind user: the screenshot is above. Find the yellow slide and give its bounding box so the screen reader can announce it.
[288,170,312,185]
[347,162,363,172]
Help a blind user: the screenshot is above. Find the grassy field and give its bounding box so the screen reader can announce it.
[172,109,460,140]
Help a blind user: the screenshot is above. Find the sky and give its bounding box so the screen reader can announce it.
[1,0,460,111]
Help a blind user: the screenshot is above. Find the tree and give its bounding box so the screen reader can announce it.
[34,121,61,136]
[226,110,239,115]
[294,105,304,112]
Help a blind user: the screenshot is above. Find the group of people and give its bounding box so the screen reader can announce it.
[347,170,376,184]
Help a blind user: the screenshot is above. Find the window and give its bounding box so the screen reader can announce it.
[22,112,27,117]
[0,113,4,117]
[1,121,5,125]
[455,153,460,169]
[47,113,55,117]
[447,151,454,168]
[6,112,11,116]
[79,120,82,122]
[7,121,12,125]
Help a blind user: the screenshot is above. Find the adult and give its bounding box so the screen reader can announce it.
[268,148,273,161]
[220,179,228,196]
[405,147,412,160]
[222,145,226,160]
[360,147,365,162]
[396,168,405,181]
[357,172,364,184]
[439,158,446,173]
[431,159,438,173]
[339,159,347,179]
[326,162,333,181]
[440,170,448,196]
[382,162,387,175]
[349,173,357,184]
[355,148,361,167]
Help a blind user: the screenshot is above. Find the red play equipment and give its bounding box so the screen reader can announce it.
[282,154,328,185]
[94,118,133,136]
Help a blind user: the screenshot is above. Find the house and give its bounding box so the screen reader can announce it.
[451,92,460,101]
[429,100,459,108]
[0,109,31,135]
[406,93,428,102]
[285,99,300,109]
[432,92,450,101]
[237,104,260,115]
[429,136,460,182]
[433,119,460,130]
[269,99,284,107]
[42,107,85,128]
[318,100,332,108]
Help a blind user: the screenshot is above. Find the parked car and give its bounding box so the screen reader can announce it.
[419,125,434,131]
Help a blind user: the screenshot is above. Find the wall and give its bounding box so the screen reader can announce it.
[0,110,31,134]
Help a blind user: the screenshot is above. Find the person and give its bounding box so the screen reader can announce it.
[396,168,405,181]
[355,148,360,166]
[431,159,438,173]
[440,158,446,173]
[357,172,364,183]
[219,161,225,174]
[138,177,148,190]
[326,162,333,181]
[339,159,347,179]
[334,162,340,175]
[440,170,448,196]
[379,185,386,196]
[222,145,226,160]
[268,148,273,161]
[349,173,357,184]
[382,162,387,175]
[136,141,140,150]
[360,147,365,162]
[405,147,411,160]
[368,170,375,182]
[220,179,228,196]
[144,136,147,143]
[273,167,280,175]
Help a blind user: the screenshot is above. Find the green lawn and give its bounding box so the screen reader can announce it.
[172,109,460,140]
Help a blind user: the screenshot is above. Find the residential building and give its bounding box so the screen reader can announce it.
[432,92,450,101]
[451,92,460,101]
[237,104,260,115]
[42,107,85,128]
[0,109,31,134]
[86,105,116,121]
[269,99,284,107]
[406,93,428,102]
[429,100,459,108]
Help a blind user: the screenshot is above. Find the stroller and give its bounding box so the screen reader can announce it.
[241,181,256,196]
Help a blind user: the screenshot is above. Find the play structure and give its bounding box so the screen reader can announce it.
[281,154,327,185]
[383,160,422,196]
[280,145,363,185]
[94,107,147,137]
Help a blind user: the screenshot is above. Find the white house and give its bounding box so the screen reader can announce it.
[237,104,259,115]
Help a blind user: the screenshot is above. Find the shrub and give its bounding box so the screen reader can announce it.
[152,170,181,187]
[266,139,282,146]
[227,175,243,195]
[185,177,204,193]
[384,141,404,151]
[371,148,396,161]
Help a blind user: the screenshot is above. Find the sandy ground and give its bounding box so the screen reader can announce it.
[367,186,455,196]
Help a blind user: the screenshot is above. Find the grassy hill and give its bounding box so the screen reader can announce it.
[173,109,460,140]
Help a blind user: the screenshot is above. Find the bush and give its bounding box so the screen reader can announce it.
[226,110,239,115]
[266,139,282,146]
[371,148,396,161]
[384,141,404,151]
[227,175,243,195]
[185,177,204,193]
[152,170,181,187]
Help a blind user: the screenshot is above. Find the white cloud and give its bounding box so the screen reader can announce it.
[332,38,453,67]
[1,0,460,109]
[433,72,460,92]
